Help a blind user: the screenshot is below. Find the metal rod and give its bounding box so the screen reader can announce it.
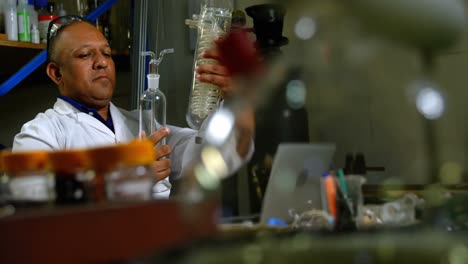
[131,0,149,109]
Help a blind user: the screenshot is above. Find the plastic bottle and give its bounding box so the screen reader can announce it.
[27,0,38,30]
[17,0,31,42]
[4,0,18,41]
[186,0,233,130]
[37,0,57,43]
[139,48,174,145]
[31,23,39,43]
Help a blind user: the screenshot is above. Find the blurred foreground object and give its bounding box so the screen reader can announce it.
[245,4,289,57]
[2,151,51,209]
[243,4,311,214]
[0,200,218,263]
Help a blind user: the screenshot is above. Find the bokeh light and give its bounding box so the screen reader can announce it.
[439,162,463,185]
[294,16,317,40]
[286,80,307,109]
[415,87,445,120]
[201,146,228,179]
[381,178,405,199]
[205,109,235,146]
[194,163,219,191]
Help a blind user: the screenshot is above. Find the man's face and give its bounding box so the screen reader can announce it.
[52,22,116,109]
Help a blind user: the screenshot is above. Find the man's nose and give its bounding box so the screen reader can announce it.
[94,53,109,69]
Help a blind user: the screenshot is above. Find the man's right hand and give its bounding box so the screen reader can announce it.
[147,127,172,182]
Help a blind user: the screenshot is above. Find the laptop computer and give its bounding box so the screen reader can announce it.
[260,143,336,224]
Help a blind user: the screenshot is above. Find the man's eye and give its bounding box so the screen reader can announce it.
[79,54,90,58]
[103,52,112,57]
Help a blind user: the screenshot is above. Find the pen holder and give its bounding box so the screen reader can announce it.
[344,175,366,226]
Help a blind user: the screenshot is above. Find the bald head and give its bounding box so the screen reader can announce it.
[46,21,116,110]
[48,21,99,63]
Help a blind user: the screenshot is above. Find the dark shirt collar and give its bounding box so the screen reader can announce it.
[58,95,114,133]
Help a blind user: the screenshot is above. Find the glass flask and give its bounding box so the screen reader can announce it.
[186,0,233,130]
[139,49,174,145]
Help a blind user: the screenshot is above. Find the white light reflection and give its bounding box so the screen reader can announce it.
[286,80,307,109]
[294,16,316,40]
[201,146,228,179]
[416,87,445,120]
[194,164,219,191]
[205,109,235,147]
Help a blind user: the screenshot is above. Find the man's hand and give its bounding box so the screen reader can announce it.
[196,38,234,98]
[197,37,256,159]
[147,127,172,182]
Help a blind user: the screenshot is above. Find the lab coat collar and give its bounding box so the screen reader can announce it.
[109,103,135,144]
[53,98,118,139]
[54,98,79,115]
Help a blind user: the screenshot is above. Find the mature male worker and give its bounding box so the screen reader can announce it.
[12,16,254,198]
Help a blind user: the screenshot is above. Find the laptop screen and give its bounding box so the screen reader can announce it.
[260,143,336,224]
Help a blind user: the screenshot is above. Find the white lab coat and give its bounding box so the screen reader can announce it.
[13,98,252,198]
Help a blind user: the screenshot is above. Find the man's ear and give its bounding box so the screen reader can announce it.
[46,62,62,85]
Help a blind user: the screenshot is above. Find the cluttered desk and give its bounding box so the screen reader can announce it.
[1,140,468,264]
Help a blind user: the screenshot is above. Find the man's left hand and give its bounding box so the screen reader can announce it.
[147,127,172,182]
[196,38,233,98]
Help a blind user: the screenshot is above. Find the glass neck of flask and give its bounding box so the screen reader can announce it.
[149,63,158,75]
[147,73,159,91]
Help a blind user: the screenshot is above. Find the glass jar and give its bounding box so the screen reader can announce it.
[0,150,9,205]
[105,140,158,201]
[48,150,91,205]
[2,151,53,208]
[86,144,123,203]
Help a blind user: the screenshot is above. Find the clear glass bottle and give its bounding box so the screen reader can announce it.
[48,150,91,205]
[87,144,123,203]
[105,140,158,201]
[139,49,174,145]
[186,0,233,130]
[2,151,53,208]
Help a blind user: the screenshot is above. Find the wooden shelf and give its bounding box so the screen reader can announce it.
[0,33,45,49]
[0,39,46,50]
